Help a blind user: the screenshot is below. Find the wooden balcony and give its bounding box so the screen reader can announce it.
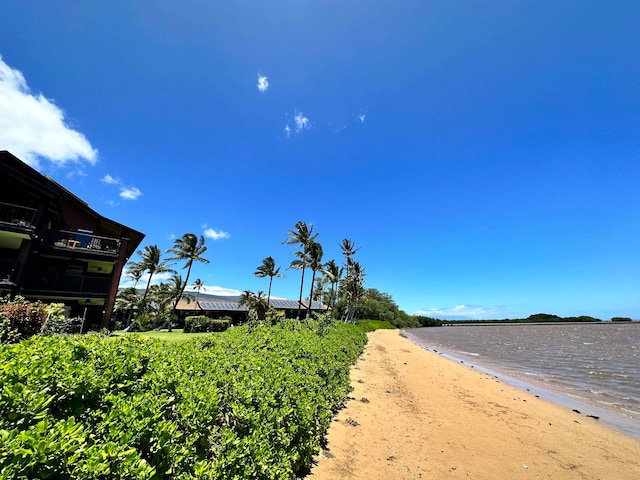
[0,201,36,231]
[41,230,122,257]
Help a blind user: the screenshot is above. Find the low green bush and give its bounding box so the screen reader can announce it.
[357,319,398,332]
[184,315,230,333]
[0,322,367,479]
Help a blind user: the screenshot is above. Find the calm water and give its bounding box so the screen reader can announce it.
[405,322,640,439]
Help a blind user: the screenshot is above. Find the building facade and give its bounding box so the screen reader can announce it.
[0,151,144,330]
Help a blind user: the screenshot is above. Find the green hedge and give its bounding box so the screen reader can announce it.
[356,319,397,332]
[0,322,366,479]
[184,315,230,333]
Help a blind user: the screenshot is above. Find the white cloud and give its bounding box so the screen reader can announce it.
[358,113,366,123]
[120,186,142,200]
[294,112,310,133]
[0,55,97,167]
[257,74,269,93]
[102,173,142,201]
[412,305,505,320]
[101,174,118,185]
[204,228,230,240]
[119,270,173,289]
[284,124,291,138]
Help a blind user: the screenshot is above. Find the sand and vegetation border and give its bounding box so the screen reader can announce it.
[309,329,640,480]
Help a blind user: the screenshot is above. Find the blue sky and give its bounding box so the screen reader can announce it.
[1,1,639,320]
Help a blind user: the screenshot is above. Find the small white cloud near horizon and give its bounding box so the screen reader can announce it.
[184,285,242,297]
[101,174,142,201]
[257,74,269,93]
[412,304,505,320]
[118,270,173,289]
[0,55,97,168]
[204,228,230,240]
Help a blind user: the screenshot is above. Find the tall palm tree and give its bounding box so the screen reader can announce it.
[340,260,366,322]
[191,278,205,310]
[283,221,318,319]
[134,245,174,320]
[253,256,285,306]
[323,259,342,309]
[305,240,324,318]
[166,234,210,331]
[340,238,360,277]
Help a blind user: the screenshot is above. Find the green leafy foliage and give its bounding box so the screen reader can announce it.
[0,322,366,479]
[183,316,230,333]
[356,319,397,332]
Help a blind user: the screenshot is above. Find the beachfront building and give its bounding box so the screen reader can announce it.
[174,297,329,325]
[0,151,144,330]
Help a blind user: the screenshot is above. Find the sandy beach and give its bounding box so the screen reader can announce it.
[308,329,640,480]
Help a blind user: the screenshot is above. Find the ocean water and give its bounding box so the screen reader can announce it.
[405,322,640,439]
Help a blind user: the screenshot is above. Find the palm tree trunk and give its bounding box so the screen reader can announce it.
[297,267,306,320]
[267,276,273,307]
[169,262,193,331]
[307,269,317,318]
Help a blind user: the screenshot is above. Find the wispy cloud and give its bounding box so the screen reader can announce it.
[184,285,242,296]
[358,113,366,123]
[0,56,97,168]
[294,112,310,133]
[284,124,291,138]
[412,305,505,320]
[118,269,173,289]
[257,74,269,93]
[101,174,142,201]
[119,186,142,200]
[204,228,230,240]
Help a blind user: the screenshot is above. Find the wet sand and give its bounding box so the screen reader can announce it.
[308,329,640,480]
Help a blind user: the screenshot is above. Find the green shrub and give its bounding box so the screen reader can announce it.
[357,319,398,332]
[0,323,367,479]
[184,315,230,333]
[40,316,84,335]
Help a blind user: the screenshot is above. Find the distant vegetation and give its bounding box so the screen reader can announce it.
[611,317,633,322]
[356,319,397,332]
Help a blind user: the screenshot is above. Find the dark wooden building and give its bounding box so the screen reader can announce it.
[0,151,144,330]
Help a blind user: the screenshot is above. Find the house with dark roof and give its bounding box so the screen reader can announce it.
[174,296,329,324]
[0,151,145,330]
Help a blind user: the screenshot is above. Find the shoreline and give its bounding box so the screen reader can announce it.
[309,329,640,480]
[401,329,640,440]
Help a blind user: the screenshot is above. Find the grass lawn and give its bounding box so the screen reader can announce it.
[112,329,218,342]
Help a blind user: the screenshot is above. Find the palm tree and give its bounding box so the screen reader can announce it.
[123,262,144,326]
[323,259,342,309]
[283,221,318,319]
[253,256,285,306]
[191,278,205,310]
[133,245,174,322]
[166,233,210,330]
[238,290,268,321]
[150,275,194,330]
[305,240,324,318]
[340,238,360,277]
[340,260,366,322]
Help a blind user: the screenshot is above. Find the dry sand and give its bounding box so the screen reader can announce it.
[308,329,640,480]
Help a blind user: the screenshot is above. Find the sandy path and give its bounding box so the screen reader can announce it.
[308,329,640,480]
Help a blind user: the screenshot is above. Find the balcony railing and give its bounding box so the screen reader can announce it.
[42,230,121,257]
[0,202,37,230]
[27,273,111,295]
